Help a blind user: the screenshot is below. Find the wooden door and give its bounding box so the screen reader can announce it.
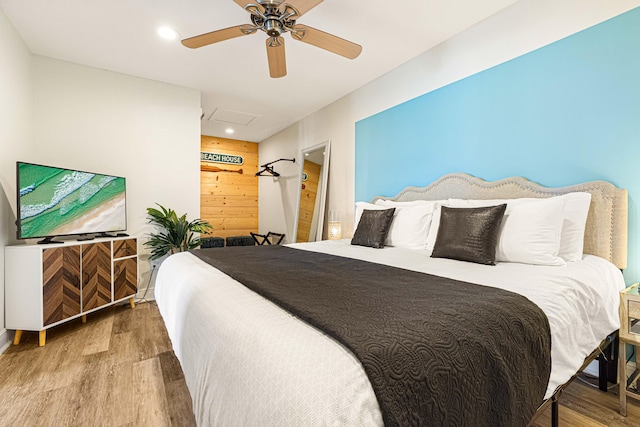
[43,246,81,326]
[82,242,112,311]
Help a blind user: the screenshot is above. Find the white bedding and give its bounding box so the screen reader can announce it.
[155,240,625,426]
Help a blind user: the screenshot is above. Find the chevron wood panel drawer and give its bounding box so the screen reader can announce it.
[114,257,138,300]
[82,241,113,312]
[42,246,81,326]
[5,236,138,347]
[113,238,137,258]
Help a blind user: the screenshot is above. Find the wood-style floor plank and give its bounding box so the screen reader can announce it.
[1,301,639,426]
[0,302,196,427]
[133,357,171,425]
[81,313,114,355]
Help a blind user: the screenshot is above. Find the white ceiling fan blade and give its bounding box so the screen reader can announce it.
[266,36,287,78]
[292,25,362,59]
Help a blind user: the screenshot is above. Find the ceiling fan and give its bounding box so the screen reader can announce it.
[181,0,362,78]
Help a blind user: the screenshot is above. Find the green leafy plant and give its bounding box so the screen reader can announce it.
[144,203,212,260]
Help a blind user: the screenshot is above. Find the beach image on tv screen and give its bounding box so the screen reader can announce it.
[18,163,126,239]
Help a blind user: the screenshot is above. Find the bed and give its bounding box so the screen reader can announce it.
[155,173,628,426]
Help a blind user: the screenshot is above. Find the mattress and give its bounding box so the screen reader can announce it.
[155,240,625,426]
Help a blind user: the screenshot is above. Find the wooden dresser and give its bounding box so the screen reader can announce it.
[5,236,138,346]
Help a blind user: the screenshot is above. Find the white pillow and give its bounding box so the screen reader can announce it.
[355,201,435,250]
[555,192,591,262]
[425,202,446,254]
[494,197,566,266]
[441,193,591,262]
[374,199,438,207]
[426,197,566,265]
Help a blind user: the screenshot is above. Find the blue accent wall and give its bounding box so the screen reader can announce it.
[355,7,640,282]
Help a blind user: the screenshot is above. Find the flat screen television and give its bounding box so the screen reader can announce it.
[16,161,127,243]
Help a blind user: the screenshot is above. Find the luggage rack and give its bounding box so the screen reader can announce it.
[250,231,285,245]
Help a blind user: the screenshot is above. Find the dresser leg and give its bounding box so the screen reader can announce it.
[129,297,135,309]
[82,314,87,324]
[39,330,46,347]
[13,330,23,345]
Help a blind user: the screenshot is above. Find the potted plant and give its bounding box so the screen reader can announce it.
[144,203,212,260]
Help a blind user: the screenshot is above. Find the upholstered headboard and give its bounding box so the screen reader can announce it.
[371,173,628,269]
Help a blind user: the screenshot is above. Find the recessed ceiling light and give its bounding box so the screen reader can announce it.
[225,128,235,134]
[157,26,179,41]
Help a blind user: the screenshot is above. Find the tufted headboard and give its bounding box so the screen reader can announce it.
[371,173,628,269]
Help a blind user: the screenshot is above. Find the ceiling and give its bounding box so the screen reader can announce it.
[1,0,518,142]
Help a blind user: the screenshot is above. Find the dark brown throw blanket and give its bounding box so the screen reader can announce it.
[191,245,551,426]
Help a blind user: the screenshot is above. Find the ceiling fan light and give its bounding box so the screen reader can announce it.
[157,26,180,41]
[258,0,284,5]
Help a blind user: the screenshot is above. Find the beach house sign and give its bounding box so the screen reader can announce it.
[201,152,244,166]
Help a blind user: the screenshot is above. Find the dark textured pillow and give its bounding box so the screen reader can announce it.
[351,208,396,249]
[431,204,507,265]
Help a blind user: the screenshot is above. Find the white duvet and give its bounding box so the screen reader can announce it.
[155,240,625,426]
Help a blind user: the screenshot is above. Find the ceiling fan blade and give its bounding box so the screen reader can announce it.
[292,25,362,59]
[182,25,256,49]
[233,0,254,8]
[284,0,323,18]
[266,37,287,78]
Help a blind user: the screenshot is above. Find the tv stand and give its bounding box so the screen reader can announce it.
[6,236,138,346]
[96,232,116,238]
[37,236,63,245]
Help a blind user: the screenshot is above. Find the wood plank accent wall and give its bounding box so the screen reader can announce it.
[201,135,259,239]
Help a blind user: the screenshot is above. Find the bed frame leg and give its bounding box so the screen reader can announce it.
[597,333,618,391]
[551,393,559,427]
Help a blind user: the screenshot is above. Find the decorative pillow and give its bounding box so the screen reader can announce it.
[442,193,590,263]
[351,208,396,249]
[354,202,391,226]
[355,202,435,250]
[430,204,507,265]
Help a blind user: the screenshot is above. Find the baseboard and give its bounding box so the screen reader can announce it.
[136,284,155,301]
[0,328,12,354]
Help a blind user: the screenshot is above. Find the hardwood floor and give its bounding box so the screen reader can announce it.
[0,302,196,427]
[0,301,638,426]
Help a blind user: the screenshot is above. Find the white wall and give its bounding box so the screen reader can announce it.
[32,57,201,295]
[0,8,200,348]
[258,125,301,242]
[259,0,640,239]
[0,7,34,350]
